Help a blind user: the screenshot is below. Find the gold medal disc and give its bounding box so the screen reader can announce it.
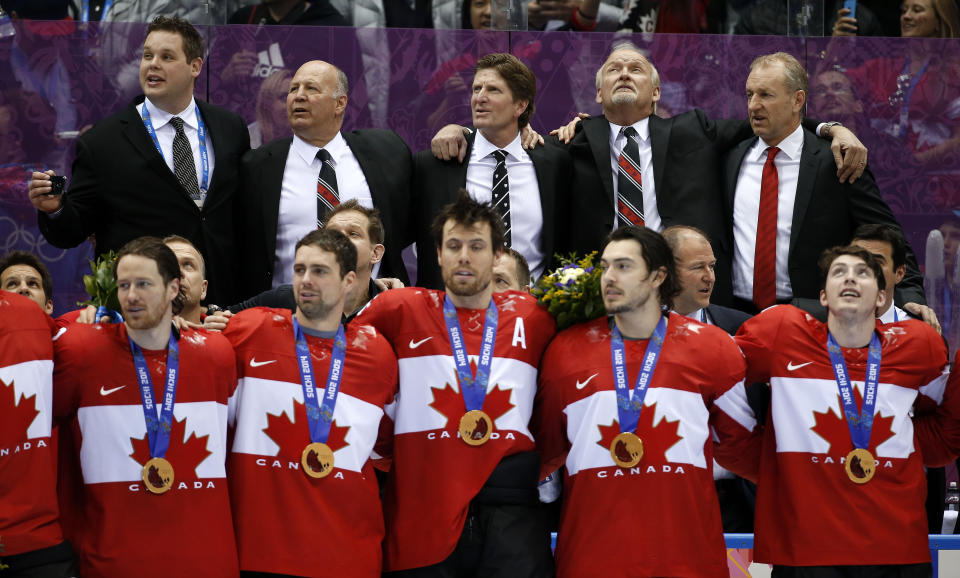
[459,410,493,446]
[142,457,175,494]
[610,432,644,468]
[844,448,876,484]
[302,442,335,479]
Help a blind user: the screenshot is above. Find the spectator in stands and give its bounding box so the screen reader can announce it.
[249,69,293,149]
[228,0,348,25]
[236,59,412,301]
[574,0,709,32]
[834,0,958,36]
[27,16,250,306]
[0,250,54,314]
[493,247,531,293]
[414,53,571,288]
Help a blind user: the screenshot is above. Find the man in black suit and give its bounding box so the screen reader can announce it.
[541,42,872,307]
[237,59,412,299]
[413,53,570,289]
[724,52,928,317]
[27,16,250,305]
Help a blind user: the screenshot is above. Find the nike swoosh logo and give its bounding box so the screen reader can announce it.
[787,361,813,371]
[576,373,599,390]
[250,358,277,368]
[409,337,433,349]
[100,385,126,396]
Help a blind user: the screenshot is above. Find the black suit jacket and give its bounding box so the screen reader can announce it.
[237,129,412,298]
[412,130,571,289]
[38,96,250,305]
[706,304,752,335]
[723,128,925,306]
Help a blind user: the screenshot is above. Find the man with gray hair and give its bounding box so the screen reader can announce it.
[724,52,927,316]
[541,42,869,306]
[237,59,413,302]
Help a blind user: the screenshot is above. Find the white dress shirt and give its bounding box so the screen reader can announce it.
[732,124,804,302]
[608,116,661,232]
[466,130,546,279]
[140,97,216,206]
[879,304,909,324]
[274,132,375,287]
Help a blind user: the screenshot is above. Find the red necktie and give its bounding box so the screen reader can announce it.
[753,146,780,310]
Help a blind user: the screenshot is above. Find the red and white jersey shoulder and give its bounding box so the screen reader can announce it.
[52,322,238,578]
[356,287,556,571]
[534,313,752,578]
[0,291,62,557]
[735,304,949,567]
[223,307,398,577]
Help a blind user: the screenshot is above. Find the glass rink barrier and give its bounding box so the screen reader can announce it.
[2,20,960,327]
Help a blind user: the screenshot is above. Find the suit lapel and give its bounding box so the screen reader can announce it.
[342,131,382,206]
[196,100,224,201]
[725,137,755,221]
[120,101,184,195]
[528,144,555,261]
[583,117,615,209]
[262,138,292,262]
[789,130,819,256]
[649,115,669,213]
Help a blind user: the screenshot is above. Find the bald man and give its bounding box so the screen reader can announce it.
[238,59,413,300]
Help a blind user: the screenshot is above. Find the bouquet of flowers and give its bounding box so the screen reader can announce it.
[531,252,605,330]
[78,250,123,322]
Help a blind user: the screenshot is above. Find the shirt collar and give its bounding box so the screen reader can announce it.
[751,123,804,162]
[292,131,347,166]
[143,96,198,131]
[473,129,524,162]
[878,304,906,324]
[608,116,651,146]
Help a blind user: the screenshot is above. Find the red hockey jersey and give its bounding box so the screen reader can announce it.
[0,291,62,557]
[356,288,556,571]
[223,308,398,577]
[52,322,239,578]
[735,305,950,566]
[534,313,754,578]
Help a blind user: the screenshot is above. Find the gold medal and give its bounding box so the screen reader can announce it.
[845,448,876,484]
[302,442,335,479]
[459,410,493,446]
[610,432,644,468]
[142,457,175,494]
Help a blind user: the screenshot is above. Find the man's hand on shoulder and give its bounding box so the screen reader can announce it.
[29,170,63,213]
[550,113,590,144]
[431,124,470,162]
[826,125,868,183]
[520,125,544,149]
[203,310,234,332]
[904,302,941,334]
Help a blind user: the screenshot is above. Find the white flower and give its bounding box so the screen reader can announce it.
[558,267,585,284]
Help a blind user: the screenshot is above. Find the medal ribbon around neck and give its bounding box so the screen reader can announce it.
[442,296,498,415]
[826,332,882,453]
[129,331,179,460]
[141,103,210,193]
[609,315,668,434]
[292,318,347,446]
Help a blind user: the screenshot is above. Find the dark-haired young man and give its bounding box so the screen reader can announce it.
[51,237,239,577]
[358,192,556,575]
[413,53,570,288]
[223,228,398,576]
[29,16,250,305]
[735,246,952,576]
[0,250,54,315]
[534,226,756,578]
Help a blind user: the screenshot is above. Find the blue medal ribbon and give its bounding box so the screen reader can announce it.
[95,305,124,323]
[442,296,498,413]
[141,103,210,195]
[826,332,882,451]
[292,318,347,444]
[81,0,114,21]
[610,315,668,434]
[129,331,179,459]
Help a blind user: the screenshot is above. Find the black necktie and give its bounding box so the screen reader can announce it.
[316,149,340,228]
[491,149,511,246]
[617,126,645,227]
[170,117,200,203]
